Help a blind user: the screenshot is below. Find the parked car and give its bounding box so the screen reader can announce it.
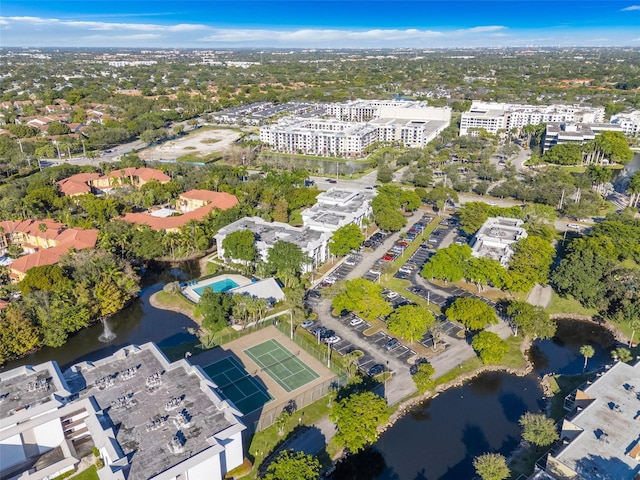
[384,338,399,350]
[324,336,341,345]
[344,256,357,266]
[368,364,385,376]
[301,320,316,329]
[350,317,363,326]
[312,326,327,337]
[567,223,580,229]
[387,291,399,299]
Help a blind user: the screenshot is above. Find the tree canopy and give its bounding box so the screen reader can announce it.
[387,305,435,343]
[471,331,509,364]
[445,297,497,330]
[412,362,436,393]
[330,391,390,453]
[473,453,510,480]
[329,224,364,257]
[222,229,256,262]
[332,278,392,322]
[519,412,559,447]
[506,300,557,340]
[262,450,320,480]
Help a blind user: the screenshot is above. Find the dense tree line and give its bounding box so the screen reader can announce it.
[0,250,139,363]
[552,212,640,332]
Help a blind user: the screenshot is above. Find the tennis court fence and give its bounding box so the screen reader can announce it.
[255,377,343,432]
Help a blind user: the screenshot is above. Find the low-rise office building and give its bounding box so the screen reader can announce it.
[470,217,527,267]
[0,343,246,480]
[542,122,623,153]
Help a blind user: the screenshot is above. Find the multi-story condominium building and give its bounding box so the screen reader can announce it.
[0,343,246,480]
[260,102,451,156]
[470,217,527,267]
[0,219,98,281]
[460,102,605,136]
[215,217,331,272]
[57,168,171,197]
[301,188,375,234]
[542,122,623,153]
[611,110,640,136]
[531,360,640,480]
[259,118,378,157]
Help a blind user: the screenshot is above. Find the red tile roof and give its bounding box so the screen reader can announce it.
[1,220,98,275]
[180,190,239,209]
[121,191,239,231]
[57,168,170,196]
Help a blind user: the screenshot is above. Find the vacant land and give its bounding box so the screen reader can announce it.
[139,127,241,161]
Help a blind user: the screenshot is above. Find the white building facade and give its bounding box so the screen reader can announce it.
[0,344,246,480]
[470,217,527,267]
[611,110,640,136]
[542,122,623,153]
[460,102,606,136]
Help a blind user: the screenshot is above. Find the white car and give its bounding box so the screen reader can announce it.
[567,223,580,230]
[344,257,356,266]
[387,291,399,299]
[350,317,363,326]
[324,336,341,345]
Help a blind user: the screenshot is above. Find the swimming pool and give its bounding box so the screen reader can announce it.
[193,278,239,296]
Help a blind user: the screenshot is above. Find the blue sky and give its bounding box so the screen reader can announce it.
[1,1,639,48]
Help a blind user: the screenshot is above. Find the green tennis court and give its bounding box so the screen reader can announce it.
[244,339,320,392]
[203,357,272,415]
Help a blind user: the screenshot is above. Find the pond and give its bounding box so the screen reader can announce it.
[0,261,201,372]
[371,319,616,480]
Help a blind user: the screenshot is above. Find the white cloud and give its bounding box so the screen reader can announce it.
[1,16,208,32]
[621,5,640,10]
[458,26,506,34]
[84,34,164,41]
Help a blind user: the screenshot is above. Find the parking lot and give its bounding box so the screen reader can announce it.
[317,253,363,289]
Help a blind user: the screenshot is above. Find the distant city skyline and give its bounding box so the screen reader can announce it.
[2,1,640,48]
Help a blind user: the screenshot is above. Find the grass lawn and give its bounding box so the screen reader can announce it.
[434,356,484,385]
[177,152,223,163]
[153,291,199,317]
[545,292,597,317]
[72,466,98,480]
[501,336,528,369]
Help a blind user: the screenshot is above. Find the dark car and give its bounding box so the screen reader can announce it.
[328,179,337,184]
[384,338,399,350]
[320,329,335,340]
[312,326,327,337]
[368,364,385,376]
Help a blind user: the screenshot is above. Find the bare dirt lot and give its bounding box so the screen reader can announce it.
[139,127,242,161]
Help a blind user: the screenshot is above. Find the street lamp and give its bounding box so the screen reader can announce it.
[289,310,294,339]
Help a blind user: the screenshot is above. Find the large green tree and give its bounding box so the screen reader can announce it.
[330,391,389,453]
[332,278,392,322]
[506,300,557,340]
[412,362,436,394]
[519,412,559,448]
[222,229,257,262]
[473,453,510,480]
[263,240,306,286]
[457,202,490,234]
[263,450,320,480]
[387,305,435,343]
[509,236,555,287]
[471,331,509,364]
[196,288,233,332]
[421,244,472,283]
[329,224,364,257]
[445,297,497,330]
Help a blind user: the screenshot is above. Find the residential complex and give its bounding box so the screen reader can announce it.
[470,217,527,267]
[533,360,640,480]
[542,122,623,153]
[57,168,171,197]
[0,343,246,480]
[121,190,239,232]
[0,219,98,281]
[259,100,451,157]
[215,217,330,272]
[215,187,374,269]
[460,102,605,136]
[301,188,375,233]
[611,110,640,137]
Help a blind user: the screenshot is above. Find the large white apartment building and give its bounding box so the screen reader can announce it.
[0,344,246,480]
[260,100,451,156]
[460,102,605,136]
[542,122,623,153]
[215,188,375,270]
[611,110,640,136]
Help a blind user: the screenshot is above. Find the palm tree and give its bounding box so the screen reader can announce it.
[580,345,595,370]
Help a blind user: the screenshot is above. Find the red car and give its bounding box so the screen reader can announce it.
[382,255,394,261]
[396,241,409,247]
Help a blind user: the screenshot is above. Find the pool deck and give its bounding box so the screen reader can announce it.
[182,274,252,303]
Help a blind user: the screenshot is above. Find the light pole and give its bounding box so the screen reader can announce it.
[327,342,331,368]
[427,290,430,306]
[289,311,293,339]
